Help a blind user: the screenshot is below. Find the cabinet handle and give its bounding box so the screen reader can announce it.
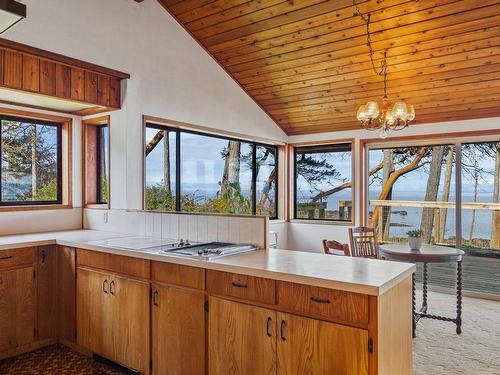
[280,320,287,341]
[41,250,46,263]
[103,279,109,294]
[231,281,248,288]
[153,290,159,307]
[0,256,12,261]
[310,296,330,304]
[266,317,272,337]
[109,280,116,296]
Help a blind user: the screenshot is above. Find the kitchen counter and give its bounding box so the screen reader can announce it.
[0,229,415,296]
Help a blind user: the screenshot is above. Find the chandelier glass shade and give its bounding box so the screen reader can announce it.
[357,95,415,138]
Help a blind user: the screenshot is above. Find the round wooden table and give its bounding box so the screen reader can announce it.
[379,243,464,337]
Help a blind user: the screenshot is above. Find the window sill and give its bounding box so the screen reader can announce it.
[84,203,109,210]
[0,204,72,212]
[290,219,353,226]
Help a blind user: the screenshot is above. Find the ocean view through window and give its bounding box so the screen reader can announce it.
[294,143,353,221]
[0,115,62,206]
[145,123,278,218]
[367,140,500,296]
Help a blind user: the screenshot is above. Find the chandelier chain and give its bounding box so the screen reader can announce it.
[353,0,387,84]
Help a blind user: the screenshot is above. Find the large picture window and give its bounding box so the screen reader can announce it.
[0,115,62,206]
[294,143,353,221]
[367,140,500,296]
[145,124,278,218]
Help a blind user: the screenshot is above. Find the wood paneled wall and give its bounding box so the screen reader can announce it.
[0,38,128,115]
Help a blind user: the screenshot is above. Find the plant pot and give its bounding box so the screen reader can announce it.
[408,237,422,251]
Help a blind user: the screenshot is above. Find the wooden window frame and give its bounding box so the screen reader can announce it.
[290,139,355,225]
[360,129,500,232]
[82,115,110,209]
[0,107,72,211]
[143,116,280,219]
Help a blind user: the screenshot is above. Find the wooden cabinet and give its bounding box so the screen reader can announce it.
[277,312,369,375]
[0,39,128,115]
[37,245,57,340]
[76,267,149,374]
[0,266,35,352]
[208,297,276,375]
[56,246,76,342]
[151,284,205,375]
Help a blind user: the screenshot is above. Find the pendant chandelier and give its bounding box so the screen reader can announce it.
[353,3,415,138]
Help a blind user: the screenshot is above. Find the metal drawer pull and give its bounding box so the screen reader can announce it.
[310,296,331,304]
[41,250,46,263]
[266,317,272,337]
[231,281,248,288]
[0,256,13,261]
[280,320,286,341]
[109,280,116,295]
[103,279,109,294]
[153,290,159,307]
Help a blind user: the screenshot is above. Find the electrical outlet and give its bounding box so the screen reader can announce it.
[104,211,109,223]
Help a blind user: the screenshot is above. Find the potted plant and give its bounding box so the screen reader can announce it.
[407,229,423,251]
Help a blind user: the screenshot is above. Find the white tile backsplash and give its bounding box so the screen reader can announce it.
[83,208,268,248]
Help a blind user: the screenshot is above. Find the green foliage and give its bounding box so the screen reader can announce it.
[101,175,108,203]
[145,184,176,211]
[407,229,423,238]
[33,179,58,201]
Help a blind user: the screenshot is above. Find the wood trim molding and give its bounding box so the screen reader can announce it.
[82,115,110,209]
[359,127,500,226]
[0,106,72,210]
[0,38,129,79]
[288,139,356,226]
[143,115,285,146]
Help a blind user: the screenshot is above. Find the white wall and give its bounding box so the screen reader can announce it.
[0,0,286,235]
[286,117,500,253]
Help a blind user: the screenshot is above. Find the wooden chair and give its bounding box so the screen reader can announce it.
[322,240,350,256]
[348,227,379,258]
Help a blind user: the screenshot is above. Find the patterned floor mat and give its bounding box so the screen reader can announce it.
[0,344,129,375]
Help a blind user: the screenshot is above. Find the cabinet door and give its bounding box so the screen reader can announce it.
[0,266,35,352]
[208,297,276,375]
[57,246,76,342]
[152,284,205,375]
[277,312,369,375]
[37,245,57,340]
[76,268,109,356]
[110,274,150,374]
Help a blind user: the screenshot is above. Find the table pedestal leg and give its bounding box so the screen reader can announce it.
[422,262,428,314]
[456,259,463,334]
[412,272,417,338]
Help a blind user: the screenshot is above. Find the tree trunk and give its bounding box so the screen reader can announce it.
[31,124,37,198]
[370,147,428,227]
[379,149,394,241]
[439,146,454,242]
[420,146,446,243]
[491,143,500,249]
[469,165,479,242]
[162,130,171,193]
[220,141,241,196]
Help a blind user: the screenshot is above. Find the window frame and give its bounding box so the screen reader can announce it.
[292,141,354,224]
[144,122,279,219]
[0,114,63,206]
[361,130,500,248]
[95,124,109,205]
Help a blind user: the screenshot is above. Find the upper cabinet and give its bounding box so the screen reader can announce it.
[0,38,129,115]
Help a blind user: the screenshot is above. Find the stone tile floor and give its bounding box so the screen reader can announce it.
[414,291,500,375]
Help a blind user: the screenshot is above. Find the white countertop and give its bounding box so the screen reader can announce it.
[0,229,415,296]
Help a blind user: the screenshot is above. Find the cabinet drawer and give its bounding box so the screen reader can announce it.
[206,270,275,305]
[277,281,369,325]
[152,261,205,290]
[76,249,150,279]
[0,247,36,270]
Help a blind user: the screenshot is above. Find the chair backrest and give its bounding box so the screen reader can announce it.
[348,227,379,258]
[322,240,350,256]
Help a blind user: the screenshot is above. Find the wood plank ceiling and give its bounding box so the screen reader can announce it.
[157,0,500,135]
